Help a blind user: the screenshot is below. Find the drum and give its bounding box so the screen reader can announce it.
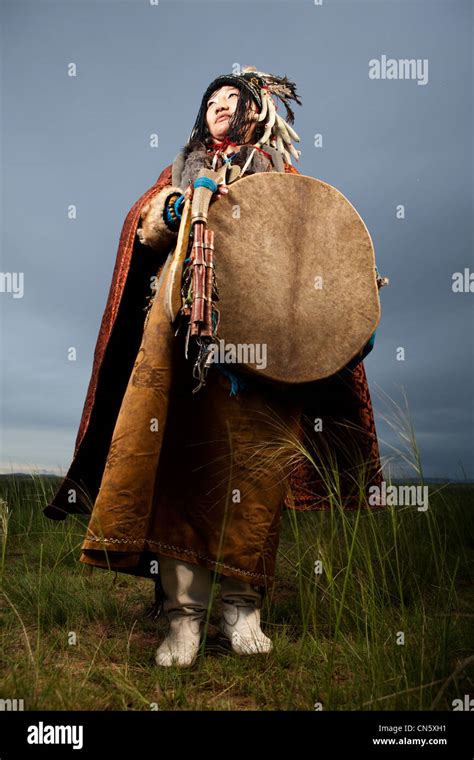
[202,172,380,384]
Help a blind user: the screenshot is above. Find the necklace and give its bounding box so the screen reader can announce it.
[211,149,239,171]
[208,138,240,171]
[223,150,239,165]
[207,139,260,180]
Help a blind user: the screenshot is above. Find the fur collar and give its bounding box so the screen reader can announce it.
[172,141,284,190]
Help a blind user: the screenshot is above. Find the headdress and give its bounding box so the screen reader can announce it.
[188,65,302,166]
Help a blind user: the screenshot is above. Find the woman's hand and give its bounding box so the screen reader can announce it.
[184,183,229,203]
[215,184,229,201]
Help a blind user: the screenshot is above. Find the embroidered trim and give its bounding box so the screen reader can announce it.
[83,535,273,581]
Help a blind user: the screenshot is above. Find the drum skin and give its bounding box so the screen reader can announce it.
[206,172,381,384]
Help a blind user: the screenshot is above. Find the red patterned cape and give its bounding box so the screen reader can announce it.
[44,162,383,521]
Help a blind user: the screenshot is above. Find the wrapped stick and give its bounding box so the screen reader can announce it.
[189,223,216,339]
[202,228,215,338]
[190,222,206,335]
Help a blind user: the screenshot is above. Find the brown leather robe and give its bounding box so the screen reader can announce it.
[43,160,383,593]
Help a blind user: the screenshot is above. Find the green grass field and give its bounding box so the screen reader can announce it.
[1,473,473,711]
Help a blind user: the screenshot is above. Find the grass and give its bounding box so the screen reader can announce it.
[0,469,473,711]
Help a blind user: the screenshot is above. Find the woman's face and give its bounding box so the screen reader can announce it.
[205,85,258,143]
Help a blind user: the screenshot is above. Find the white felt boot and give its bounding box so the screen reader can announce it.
[155,556,213,668]
[219,576,273,655]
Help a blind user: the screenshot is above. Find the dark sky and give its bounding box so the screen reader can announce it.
[1,0,472,480]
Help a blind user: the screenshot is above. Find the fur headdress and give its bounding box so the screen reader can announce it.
[188,65,302,166]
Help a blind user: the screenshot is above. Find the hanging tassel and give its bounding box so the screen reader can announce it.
[214,364,250,397]
[192,337,216,394]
